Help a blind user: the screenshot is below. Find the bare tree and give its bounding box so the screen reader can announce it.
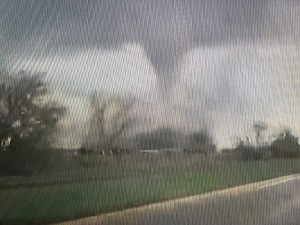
[83,92,135,153]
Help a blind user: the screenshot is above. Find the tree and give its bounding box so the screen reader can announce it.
[133,128,185,150]
[271,130,300,158]
[83,93,135,153]
[0,70,66,174]
[186,129,216,154]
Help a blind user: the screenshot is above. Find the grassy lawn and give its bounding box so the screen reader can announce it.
[1,155,300,225]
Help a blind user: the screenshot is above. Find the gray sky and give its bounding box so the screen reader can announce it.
[1,0,300,148]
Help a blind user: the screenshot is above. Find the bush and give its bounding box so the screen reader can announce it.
[0,147,50,176]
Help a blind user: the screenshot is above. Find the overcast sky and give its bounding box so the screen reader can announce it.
[1,0,300,148]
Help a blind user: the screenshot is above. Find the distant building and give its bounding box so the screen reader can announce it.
[160,148,184,153]
[140,150,159,154]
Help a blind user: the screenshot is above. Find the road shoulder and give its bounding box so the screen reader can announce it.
[53,174,300,225]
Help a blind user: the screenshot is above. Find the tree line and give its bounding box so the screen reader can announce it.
[1,70,300,175]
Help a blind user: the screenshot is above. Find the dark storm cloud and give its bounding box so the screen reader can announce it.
[2,0,299,149]
[2,0,299,84]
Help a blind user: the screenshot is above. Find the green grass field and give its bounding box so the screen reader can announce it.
[1,154,300,225]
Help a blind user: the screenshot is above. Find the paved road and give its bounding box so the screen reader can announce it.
[60,177,300,225]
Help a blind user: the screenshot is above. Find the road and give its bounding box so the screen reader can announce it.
[58,176,300,225]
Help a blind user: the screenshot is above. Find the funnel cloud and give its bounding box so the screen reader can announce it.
[1,0,300,148]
